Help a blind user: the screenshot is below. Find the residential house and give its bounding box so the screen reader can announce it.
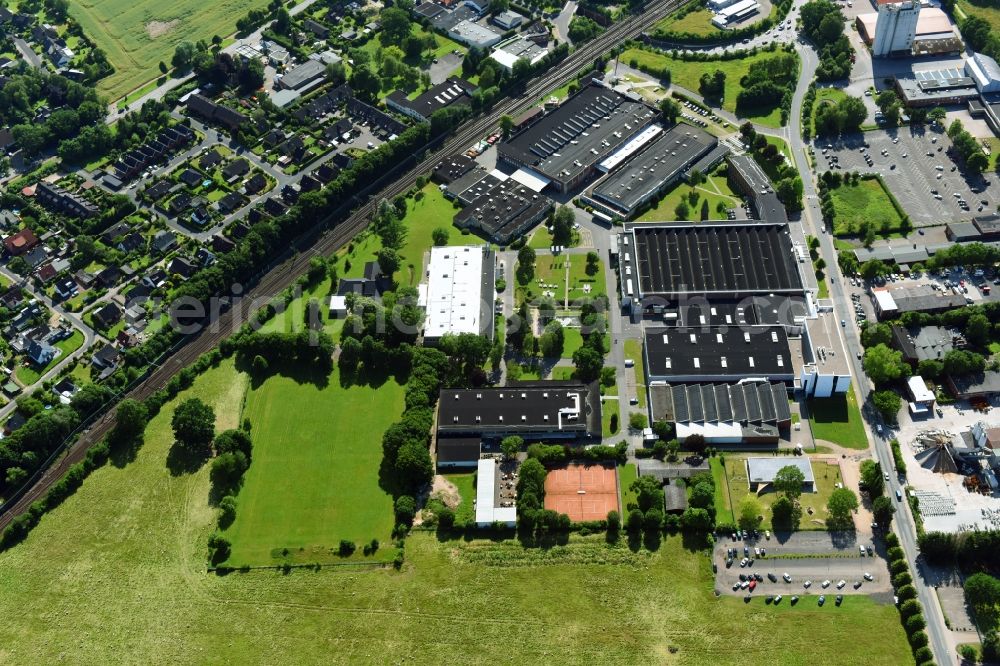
[35,182,99,218]
[23,246,47,270]
[191,206,211,226]
[151,231,178,254]
[178,168,202,187]
[54,276,78,300]
[92,302,122,330]
[200,149,223,171]
[96,265,121,288]
[196,248,216,267]
[264,197,288,216]
[168,256,196,278]
[26,339,56,366]
[91,344,121,378]
[4,228,40,256]
[185,94,248,131]
[144,180,174,202]
[243,173,267,196]
[217,192,245,214]
[117,232,144,254]
[36,263,57,283]
[142,268,169,289]
[211,235,236,253]
[222,158,250,182]
[303,18,331,39]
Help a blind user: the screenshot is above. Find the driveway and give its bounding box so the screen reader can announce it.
[428,52,463,85]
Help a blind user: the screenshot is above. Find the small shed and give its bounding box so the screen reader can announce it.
[663,483,688,514]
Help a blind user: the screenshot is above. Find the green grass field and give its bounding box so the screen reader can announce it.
[829,178,904,236]
[619,48,790,128]
[0,358,912,663]
[443,472,475,525]
[637,175,741,222]
[516,254,606,308]
[654,7,720,36]
[602,383,619,437]
[717,456,844,530]
[223,368,403,565]
[619,463,638,511]
[957,0,1000,32]
[710,457,735,523]
[69,0,272,100]
[808,391,870,450]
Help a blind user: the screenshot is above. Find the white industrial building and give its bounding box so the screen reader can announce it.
[799,311,852,398]
[475,459,517,527]
[708,0,741,9]
[420,245,495,344]
[966,52,1000,93]
[448,20,503,49]
[907,375,936,414]
[873,0,921,57]
[711,0,760,27]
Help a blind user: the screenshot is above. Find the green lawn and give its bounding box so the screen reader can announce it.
[619,463,638,511]
[637,175,741,222]
[0,356,912,662]
[710,457,735,524]
[69,0,272,101]
[829,178,904,236]
[654,7,720,37]
[397,183,461,287]
[516,255,606,308]
[223,367,403,565]
[624,339,645,410]
[328,183,458,289]
[443,471,475,526]
[718,456,845,531]
[808,391,870,450]
[957,0,1000,32]
[618,48,792,128]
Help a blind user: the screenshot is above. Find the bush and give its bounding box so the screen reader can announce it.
[885,532,900,549]
[905,614,926,633]
[959,644,978,662]
[338,539,356,556]
[900,598,922,619]
[887,546,905,563]
[897,584,918,602]
[914,647,934,663]
[890,559,910,576]
[218,495,237,528]
[908,630,928,650]
[607,510,620,532]
[892,571,913,589]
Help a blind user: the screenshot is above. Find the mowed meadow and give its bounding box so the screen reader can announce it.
[68,0,271,100]
[0,359,913,664]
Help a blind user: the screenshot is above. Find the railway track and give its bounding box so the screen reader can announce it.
[0,0,689,531]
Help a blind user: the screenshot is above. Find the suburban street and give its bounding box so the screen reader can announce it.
[0,266,96,421]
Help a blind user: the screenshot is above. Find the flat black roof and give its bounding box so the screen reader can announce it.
[591,124,717,212]
[433,154,476,183]
[386,77,475,119]
[654,295,809,328]
[623,222,802,297]
[644,325,793,381]
[649,381,791,425]
[437,381,600,438]
[453,177,550,240]
[499,84,655,184]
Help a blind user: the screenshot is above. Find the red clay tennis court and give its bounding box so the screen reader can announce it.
[543,462,620,522]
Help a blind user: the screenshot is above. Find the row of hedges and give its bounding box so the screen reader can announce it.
[884,532,934,666]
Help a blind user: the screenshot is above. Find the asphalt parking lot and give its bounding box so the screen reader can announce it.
[713,531,892,597]
[813,127,1000,227]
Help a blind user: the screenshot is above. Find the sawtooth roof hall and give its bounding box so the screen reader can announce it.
[619,222,803,305]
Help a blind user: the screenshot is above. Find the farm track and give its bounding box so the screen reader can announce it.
[0,0,686,532]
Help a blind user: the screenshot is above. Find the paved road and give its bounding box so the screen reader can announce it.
[0,267,97,422]
[553,1,579,44]
[783,31,955,666]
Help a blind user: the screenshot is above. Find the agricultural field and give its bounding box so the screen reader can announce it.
[828,178,905,236]
[222,367,403,566]
[0,360,911,663]
[715,456,846,530]
[618,48,791,127]
[956,0,1000,32]
[68,0,271,100]
[808,391,870,450]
